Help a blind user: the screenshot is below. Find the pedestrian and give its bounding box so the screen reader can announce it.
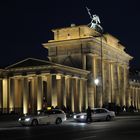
[86,106,92,123]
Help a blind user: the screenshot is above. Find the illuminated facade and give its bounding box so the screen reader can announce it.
[0,58,89,114]
[0,25,140,114]
[129,70,140,110]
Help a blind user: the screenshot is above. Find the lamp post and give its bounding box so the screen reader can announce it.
[100,30,104,106]
[95,28,104,107]
[94,78,99,107]
[86,7,104,107]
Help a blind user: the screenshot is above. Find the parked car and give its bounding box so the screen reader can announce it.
[73,108,115,122]
[18,109,66,126]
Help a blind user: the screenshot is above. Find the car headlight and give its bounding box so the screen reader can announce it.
[18,118,21,121]
[80,115,85,119]
[25,118,31,121]
[73,115,77,119]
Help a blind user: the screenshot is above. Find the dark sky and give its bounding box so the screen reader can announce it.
[0,0,140,68]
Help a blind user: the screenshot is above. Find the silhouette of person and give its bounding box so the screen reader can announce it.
[86,106,92,122]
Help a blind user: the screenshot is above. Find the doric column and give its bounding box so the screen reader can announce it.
[83,79,88,110]
[130,87,133,106]
[47,75,52,106]
[87,55,97,108]
[79,79,85,112]
[46,74,57,108]
[138,88,140,110]
[137,88,139,109]
[70,78,74,112]
[79,79,82,112]
[122,66,127,106]
[73,78,79,112]
[134,88,137,108]
[124,66,128,107]
[9,78,14,112]
[103,60,111,104]
[61,75,66,107]
[126,87,131,107]
[37,76,43,111]
[87,84,94,108]
[138,88,140,109]
[69,77,80,112]
[51,75,57,107]
[132,87,135,106]
[101,59,104,108]
[110,63,115,103]
[30,77,37,114]
[136,88,138,109]
[92,56,97,107]
[56,75,66,108]
[119,65,125,106]
[23,77,29,114]
[115,64,120,105]
[125,68,130,108]
[56,75,62,108]
[87,54,94,108]
[2,78,9,113]
[0,80,2,111]
[96,58,102,107]
[14,78,22,113]
[108,61,112,103]
[66,76,71,110]
[82,54,87,70]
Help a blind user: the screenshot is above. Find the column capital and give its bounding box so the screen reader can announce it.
[87,53,99,58]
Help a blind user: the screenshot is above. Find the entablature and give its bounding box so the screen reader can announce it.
[1,64,90,80]
[43,36,132,65]
[129,80,140,88]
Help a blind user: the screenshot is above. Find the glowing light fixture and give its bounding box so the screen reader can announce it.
[94,78,99,85]
[80,115,85,119]
[25,118,31,122]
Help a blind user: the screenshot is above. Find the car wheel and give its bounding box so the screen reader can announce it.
[106,115,111,121]
[31,119,38,126]
[55,118,62,124]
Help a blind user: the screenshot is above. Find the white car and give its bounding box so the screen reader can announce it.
[18,109,66,126]
[73,108,115,122]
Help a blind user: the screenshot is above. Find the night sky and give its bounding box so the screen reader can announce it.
[0,0,140,69]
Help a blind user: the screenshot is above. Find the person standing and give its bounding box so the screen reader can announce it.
[86,106,92,122]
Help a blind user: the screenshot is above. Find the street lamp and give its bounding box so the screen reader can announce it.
[94,78,100,107]
[86,7,104,107]
[100,30,104,103]
[94,78,99,86]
